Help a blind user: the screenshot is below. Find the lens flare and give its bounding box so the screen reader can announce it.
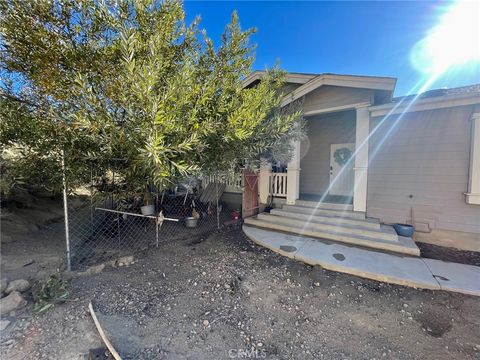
[411,0,480,74]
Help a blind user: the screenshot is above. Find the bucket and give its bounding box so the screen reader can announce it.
[140,205,155,216]
[185,217,198,228]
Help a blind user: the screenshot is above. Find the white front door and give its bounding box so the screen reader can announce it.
[329,143,355,196]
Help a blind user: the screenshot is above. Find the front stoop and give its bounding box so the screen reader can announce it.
[243,226,480,296]
[244,201,420,256]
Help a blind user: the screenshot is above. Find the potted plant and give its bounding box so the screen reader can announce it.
[393,207,415,237]
[393,223,415,237]
[140,187,155,216]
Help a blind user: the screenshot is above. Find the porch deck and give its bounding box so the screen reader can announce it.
[299,193,353,205]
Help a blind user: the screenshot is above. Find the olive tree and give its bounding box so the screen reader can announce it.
[0,0,304,195]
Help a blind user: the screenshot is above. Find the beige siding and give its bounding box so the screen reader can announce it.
[367,105,480,234]
[300,111,356,195]
[303,85,372,113]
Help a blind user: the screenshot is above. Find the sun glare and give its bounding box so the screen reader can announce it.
[411,0,480,74]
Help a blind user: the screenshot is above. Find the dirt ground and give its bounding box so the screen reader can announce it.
[417,242,480,267]
[1,222,480,360]
[1,199,67,282]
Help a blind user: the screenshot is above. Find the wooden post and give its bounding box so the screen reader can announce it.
[286,140,301,204]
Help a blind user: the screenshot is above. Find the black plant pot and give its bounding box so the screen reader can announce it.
[264,205,274,213]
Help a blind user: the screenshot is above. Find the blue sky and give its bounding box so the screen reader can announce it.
[184,1,480,96]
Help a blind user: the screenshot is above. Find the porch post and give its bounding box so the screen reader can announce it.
[258,158,271,204]
[286,140,301,205]
[466,112,480,204]
[353,104,370,212]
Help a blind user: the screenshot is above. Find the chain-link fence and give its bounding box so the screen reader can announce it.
[64,162,231,270]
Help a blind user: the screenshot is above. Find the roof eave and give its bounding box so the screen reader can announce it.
[242,71,317,88]
[369,92,480,117]
[242,71,264,88]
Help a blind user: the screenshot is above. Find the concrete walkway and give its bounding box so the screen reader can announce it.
[243,225,480,296]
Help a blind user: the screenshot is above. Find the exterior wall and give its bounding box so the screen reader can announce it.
[303,85,372,113]
[300,110,356,195]
[367,105,480,235]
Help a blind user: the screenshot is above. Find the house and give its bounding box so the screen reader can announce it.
[239,71,480,254]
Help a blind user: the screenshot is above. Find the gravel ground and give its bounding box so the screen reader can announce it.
[2,225,480,360]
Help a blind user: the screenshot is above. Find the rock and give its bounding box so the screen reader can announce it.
[65,263,107,278]
[60,271,77,281]
[22,259,35,267]
[0,291,27,315]
[5,279,31,294]
[86,264,105,275]
[116,255,134,266]
[0,320,11,331]
[203,320,209,327]
[34,270,50,281]
[0,279,7,293]
[104,260,117,267]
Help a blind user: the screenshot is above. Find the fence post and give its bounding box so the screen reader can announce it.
[117,213,121,248]
[61,150,71,271]
[216,174,220,229]
[156,220,159,247]
[90,162,94,230]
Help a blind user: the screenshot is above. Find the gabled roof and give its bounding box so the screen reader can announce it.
[281,73,397,107]
[242,71,397,107]
[242,70,317,88]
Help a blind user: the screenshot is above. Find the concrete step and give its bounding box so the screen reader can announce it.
[295,200,353,211]
[244,217,420,256]
[282,205,366,220]
[270,209,380,230]
[257,213,398,241]
[257,213,395,241]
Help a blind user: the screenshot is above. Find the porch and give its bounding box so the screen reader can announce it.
[259,104,370,212]
[243,104,423,256]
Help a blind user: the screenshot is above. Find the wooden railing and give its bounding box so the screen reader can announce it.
[202,172,244,193]
[202,171,289,197]
[270,172,288,198]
